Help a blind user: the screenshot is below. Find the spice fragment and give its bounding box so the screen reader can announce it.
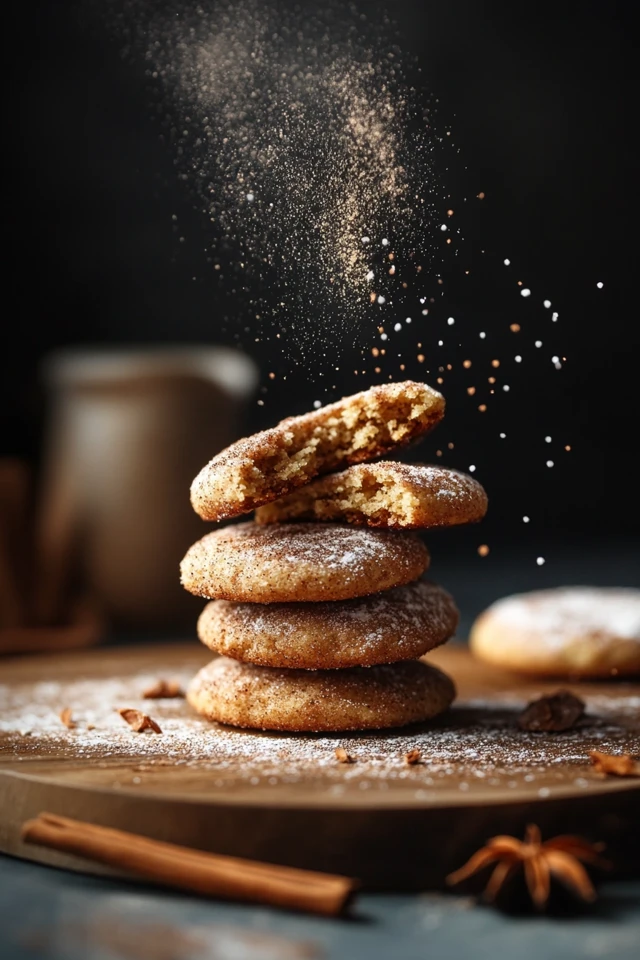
[589,750,640,777]
[59,708,76,730]
[518,691,585,732]
[118,709,163,734]
[143,680,185,699]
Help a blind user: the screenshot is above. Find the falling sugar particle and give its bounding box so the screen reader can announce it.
[362,237,370,245]
[546,460,554,468]
[545,436,552,442]
[469,465,476,472]
[552,312,559,321]
[535,340,542,347]
[597,282,604,289]
[499,432,506,438]
[520,288,531,297]
[394,323,402,331]
[377,295,386,305]
[447,317,455,326]
[405,317,412,324]
[440,224,448,232]
[543,299,551,308]
[479,332,486,339]
[381,238,390,246]
[503,259,510,266]
[523,516,530,523]
[536,557,546,566]
[366,270,374,281]
[246,192,255,202]
[313,400,322,409]
[380,333,388,340]
[502,384,510,391]
[515,355,522,362]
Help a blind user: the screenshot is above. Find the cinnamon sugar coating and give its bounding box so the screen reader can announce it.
[256,461,488,529]
[190,381,445,521]
[470,587,640,678]
[187,657,456,732]
[196,580,459,669]
[180,521,429,603]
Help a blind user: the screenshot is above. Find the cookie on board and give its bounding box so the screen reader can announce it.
[196,580,459,669]
[470,586,640,678]
[188,656,456,732]
[180,521,430,603]
[255,461,488,529]
[190,381,444,521]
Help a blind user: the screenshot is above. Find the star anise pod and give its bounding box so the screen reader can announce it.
[447,824,609,908]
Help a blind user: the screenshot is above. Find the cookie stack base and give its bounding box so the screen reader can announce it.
[188,657,456,732]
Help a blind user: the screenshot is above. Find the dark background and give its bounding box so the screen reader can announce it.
[4,0,638,554]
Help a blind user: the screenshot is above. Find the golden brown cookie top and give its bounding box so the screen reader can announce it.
[470,586,640,678]
[196,579,459,669]
[187,656,456,732]
[190,381,444,521]
[180,521,430,603]
[256,461,488,528]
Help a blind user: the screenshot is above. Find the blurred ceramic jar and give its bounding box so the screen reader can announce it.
[35,346,258,631]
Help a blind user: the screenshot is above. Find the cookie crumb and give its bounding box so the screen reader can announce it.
[118,708,163,734]
[335,747,353,763]
[404,749,422,765]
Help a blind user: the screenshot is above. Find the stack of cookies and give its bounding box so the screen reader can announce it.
[180,381,488,732]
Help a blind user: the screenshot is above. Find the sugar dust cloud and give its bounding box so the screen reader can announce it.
[116,0,439,357]
[107,0,601,564]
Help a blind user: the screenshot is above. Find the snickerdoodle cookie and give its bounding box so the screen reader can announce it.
[196,580,458,669]
[470,586,640,678]
[256,461,488,529]
[187,656,456,731]
[190,381,444,521]
[180,521,429,603]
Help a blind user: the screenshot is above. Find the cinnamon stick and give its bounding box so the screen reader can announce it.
[21,812,357,916]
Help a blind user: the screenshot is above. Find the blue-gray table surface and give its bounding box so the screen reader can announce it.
[2,539,639,959]
[1,855,639,960]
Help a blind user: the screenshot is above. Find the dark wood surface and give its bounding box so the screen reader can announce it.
[1,643,639,889]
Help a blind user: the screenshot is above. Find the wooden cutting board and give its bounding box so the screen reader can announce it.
[1,643,639,889]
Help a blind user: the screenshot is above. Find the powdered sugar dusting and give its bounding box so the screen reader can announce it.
[198,581,457,669]
[487,588,640,646]
[2,659,638,799]
[181,521,429,602]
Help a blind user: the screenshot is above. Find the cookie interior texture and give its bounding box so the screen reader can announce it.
[255,461,488,529]
[190,381,444,521]
[187,656,457,732]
